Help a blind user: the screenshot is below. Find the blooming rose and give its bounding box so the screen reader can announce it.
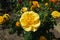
[20,11,41,32]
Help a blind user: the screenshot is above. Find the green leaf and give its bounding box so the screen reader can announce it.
[23,31,32,40]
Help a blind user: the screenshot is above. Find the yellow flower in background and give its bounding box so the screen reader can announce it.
[16,21,20,27]
[21,7,28,12]
[39,36,47,40]
[51,11,60,18]
[0,16,4,24]
[32,1,40,8]
[49,0,58,3]
[3,13,10,20]
[45,3,48,6]
[30,1,40,10]
[20,11,41,32]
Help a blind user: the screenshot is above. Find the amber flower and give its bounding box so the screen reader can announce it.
[20,11,41,32]
[16,21,20,27]
[30,1,40,10]
[32,1,40,8]
[49,0,58,3]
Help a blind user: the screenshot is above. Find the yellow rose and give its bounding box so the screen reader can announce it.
[20,11,41,32]
[3,13,10,20]
[40,36,47,40]
[0,16,4,24]
[51,11,60,18]
[21,7,28,12]
[45,3,48,6]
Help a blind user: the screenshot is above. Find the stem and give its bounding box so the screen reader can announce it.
[23,31,32,40]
